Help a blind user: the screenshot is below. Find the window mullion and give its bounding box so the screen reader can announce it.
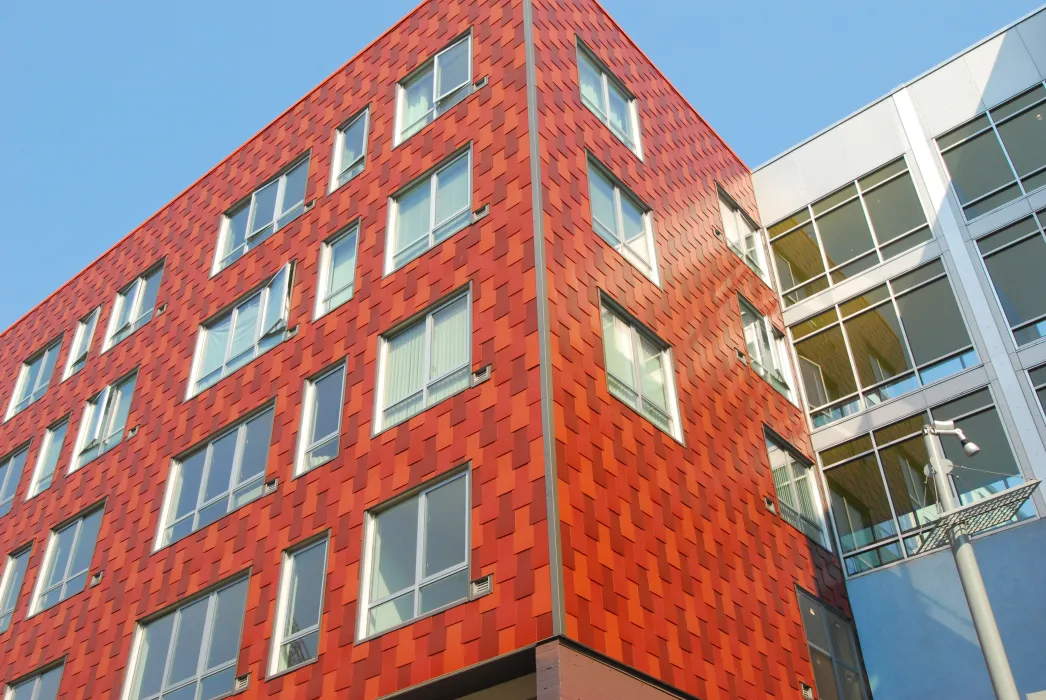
[246,192,259,236]
[601,72,611,121]
[414,494,427,618]
[59,521,83,596]
[160,609,184,693]
[222,308,239,371]
[275,174,288,223]
[422,312,435,405]
[196,592,219,678]
[228,423,249,494]
[613,186,625,245]
[630,325,644,407]
[193,444,216,524]
[428,172,439,245]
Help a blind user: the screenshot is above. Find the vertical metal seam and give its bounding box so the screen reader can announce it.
[522,0,565,636]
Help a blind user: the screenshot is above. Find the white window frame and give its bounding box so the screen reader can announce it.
[188,263,293,397]
[765,433,830,548]
[718,191,769,281]
[739,297,797,403]
[104,266,163,351]
[394,34,473,146]
[314,223,360,319]
[295,364,346,475]
[212,157,310,274]
[7,340,62,419]
[4,663,63,700]
[385,149,473,274]
[29,507,103,616]
[329,109,369,192]
[599,299,683,441]
[63,307,100,380]
[268,536,329,676]
[0,445,28,518]
[587,159,659,284]
[27,417,69,499]
[374,290,472,433]
[71,371,137,471]
[576,43,643,157]
[0,545,31,633]
[357,470,470,640]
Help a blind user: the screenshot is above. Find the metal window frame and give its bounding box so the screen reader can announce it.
[717,188,769,282]
[268,535,330,676]
[315,222,361,319]
[30,506,103,615]
[295,364,347,476]
[586,157,660,285]
[0,544,32,633]
[975,209,1046,348]
[7,339,62,418]
[764,430,831,549]
[106,265,164,350]
[27,416,69,499]
[0,443,30,517]
[574,40,643,158]
[329,108,370,193]
[394,33,473,146]
[63,307,100,380]
[356,469,471,641]
[738,297,793,401]
[4,661,64,700]
[72,370,138,471]
[795,588,869,700]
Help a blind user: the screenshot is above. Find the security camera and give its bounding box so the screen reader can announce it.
[955,428,981,457]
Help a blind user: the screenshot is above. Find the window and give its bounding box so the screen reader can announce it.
[600,300,682,439]
[740,299,796,402]
[359,471,469,638]
[1030,364,1046,416]
[791,259,977,428]
[395,35,471,144]
[7,341,61,418]
[64,308,100,379]
[157,407,274,547]
[937,83,1046,220]
[190,263,293,395]
[796,590,867,700]
[124,577,248,700]
[719,193,768,280]
[106,266,163,349]
[73,371,137,470]
[0,546,31,632]
[28,418,68,498]
[31,507,103,613]
[587,160,658,283]
[769,158,932,307]
[6,664,63,700]
[297,365,345,474]
[0,446,29,518]
[214,158,309,273]
[820,388,1031,576]
[975,210,1046,347]
[387,150,471,272]
[330,109,368,190]
[315,224,360,317]
[766,435,829,547]
[577,44,642,156]
[270,538,328,674]
[376,292,471,431]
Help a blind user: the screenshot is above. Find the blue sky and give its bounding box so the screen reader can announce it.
[0,0,1039,332]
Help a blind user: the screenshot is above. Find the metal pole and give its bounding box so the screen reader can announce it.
[924,427,1020,700]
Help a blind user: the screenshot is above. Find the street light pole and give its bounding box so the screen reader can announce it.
[924,422,1020,700]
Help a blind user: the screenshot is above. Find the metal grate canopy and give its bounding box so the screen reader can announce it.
[914,479,1041,555]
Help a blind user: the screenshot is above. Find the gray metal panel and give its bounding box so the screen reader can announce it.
[909,60,985,137]
[1016,9,1046,79]
[833,99,908,178]
[794,129,853,203]
[965,198,1036,241]
[750,152,808,225]
[962,30,1042,109]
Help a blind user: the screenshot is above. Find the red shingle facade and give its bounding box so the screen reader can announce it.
[0,0,851,699]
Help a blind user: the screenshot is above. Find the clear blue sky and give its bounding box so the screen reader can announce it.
[0,0,1039,332]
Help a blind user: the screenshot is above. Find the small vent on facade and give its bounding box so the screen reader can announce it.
[287,325,300,338]
[127,425,140,438]
[472,204,490,223]
[714,228,724,239]
[90,571,103,587]
[156,303,168,315]
[233,674,250,693]
[264,478,279,495]
[763,496,777,514]
[469,574,494,600]
[736,349,748,364]
[305,199,316,212]
[472,365,492,386]
[474,75,489,90]
[800,682,814,699]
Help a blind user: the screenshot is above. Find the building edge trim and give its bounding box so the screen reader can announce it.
[522,0,565,637]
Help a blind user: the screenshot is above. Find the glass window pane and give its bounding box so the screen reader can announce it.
[578,54,605,116]
[199,667,237,700]
[638,336,668,411]
[842,304,913,388]
[430,298,469,380]
[423,477,467,577]
[173,452,206,522]
[607,84,632,141]
[996,102,1046,178]
[251,182,279,233]
[281,162,308,213]
[395,181,432,255]
[224,207,249,256]
[402,70,434,135]
[436,40,470,98]
[310,368,344,445]
[794,327,858,406]
[202,432,238,504]
[370,500,419,599]
[35,667,63,700]
[261,267,290,337]
[813,184,858,216]
[602,311,636,391]
[941,132,1015,205]
[199,316,231,379]
[167,599,207,685]
[68,510,102,576]
[982,235,1046,329]
[238,410,273,484]
[207,579,248,668]
[825,456,897,552]
[815,199,876,268]
[45,524,77,589]
[589,169,618,240]
[105,375,137,442]
[339,117,367,174]
[434,157,469,226]
[34,421,68,494]
[895,278,972,365]
[368,591,414,636]
[798,593,830,651]
[419,569,469,614]
[137,270,162,321]
[938,408,1022,504]
[327,232,358,301]
[620,196,649,263]
[285,542,326,636]
[811,649,842,700]
[879,436,934,532]
[385,322,426,409]
[863,172,926,243]
[229,296,261,360]
[976,216,1038,255]
[279,631,319,672]
[134,614,174,700]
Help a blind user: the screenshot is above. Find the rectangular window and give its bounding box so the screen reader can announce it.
[792,259,977,428]
[316,224,360,317]
[31,507,103,613]
[6,664,63,700]
[73,371,137,470]
[577,43,642,156]
[600,299,682,439]
[936,83,1046,220]
[1030,364,1046,416]
[359,471,469,638]
[0,446,29,518]
[28,418,68,498]
[740,298,796,402]
[975,210,1046,347]
[7,341,61,418]
[106,266,163,349]
[190,263,293,395]
[395,35,472,144]
[387,150,471,272]
[297,365,345,474]
[125,577,248,700]
[766,435,829,547]
[0,546,31,632]
[587,159,659,283]
[214,158,309,273]
[376,291,471,431]
[157,407,274,548]
[64,307,100,379]
[796,590,868,700]
[330,109,368,191]
[270,537,328,674]
[720,192,768,280]
[769,158,932,307]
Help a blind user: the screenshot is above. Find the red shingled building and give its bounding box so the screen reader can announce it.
[0,0,863,698]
